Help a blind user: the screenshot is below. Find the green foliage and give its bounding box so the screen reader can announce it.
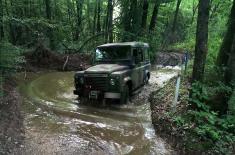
[228,89,235,114]
[0,41,25,96]
[173,80,235,154]
[173,108,235,154]
[189,82,210,111]
[0,41,24,73]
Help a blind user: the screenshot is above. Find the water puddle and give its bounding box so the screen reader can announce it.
[15,69,177,155]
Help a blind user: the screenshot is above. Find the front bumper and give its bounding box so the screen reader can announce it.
[74,88,121,99]
[104,92,121,99]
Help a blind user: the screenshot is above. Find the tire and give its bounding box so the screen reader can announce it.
[79,97,88,104]
[144,75,149,84]
[120,85,130,104]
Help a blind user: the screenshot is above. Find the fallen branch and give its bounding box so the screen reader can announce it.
[63,56,69,71]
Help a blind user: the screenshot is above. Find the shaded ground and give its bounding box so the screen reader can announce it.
[11,69,177,155]
[150,77,190,154]
[0,79,24,154]
[24,44,91,72]
[155,50,187,66]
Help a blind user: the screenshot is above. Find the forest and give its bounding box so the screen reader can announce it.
[0,0,235,154]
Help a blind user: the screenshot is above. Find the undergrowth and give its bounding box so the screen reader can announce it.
[173,81,235,154]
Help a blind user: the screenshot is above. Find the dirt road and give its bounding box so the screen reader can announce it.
[13,69,178,155]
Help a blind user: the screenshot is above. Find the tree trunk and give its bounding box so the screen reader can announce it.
[9,0,16,44]
[212,0,235,115]
[105,0,113,43]
[66,0,71,22]
[149,1,160,32]
[141,0,149,30]
[191,0,210,83]
[44,0,55,49]
[191,3,198,25]
[226,35,235,114]
[226,35,235,86]
[122,0,131,41]
[0,0,4,40]
[74,0,83,41]
[93,1,97,35]
[130,0,138,38]
[216,0,235,67]
[97,0,101,33]
[172,0,182,33]
[86,0,91,33]
[45,0,51,20]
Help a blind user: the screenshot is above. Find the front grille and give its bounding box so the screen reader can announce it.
[85,76,108,90]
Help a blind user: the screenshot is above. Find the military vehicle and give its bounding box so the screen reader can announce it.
[74,42,151,104]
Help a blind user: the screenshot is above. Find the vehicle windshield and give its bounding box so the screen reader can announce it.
[95,46,131,62]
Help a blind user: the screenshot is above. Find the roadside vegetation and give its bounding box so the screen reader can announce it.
[0,0,235,154]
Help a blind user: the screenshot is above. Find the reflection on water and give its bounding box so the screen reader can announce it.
[17,71,176,155]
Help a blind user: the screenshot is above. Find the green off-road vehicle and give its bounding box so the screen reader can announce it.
[74,42,151,104]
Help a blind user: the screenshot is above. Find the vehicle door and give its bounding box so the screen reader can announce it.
[132,48,144,89]
[143,47,150,82]
[138,48,145,86]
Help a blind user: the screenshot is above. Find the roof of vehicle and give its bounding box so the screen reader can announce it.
[97,42,149,48]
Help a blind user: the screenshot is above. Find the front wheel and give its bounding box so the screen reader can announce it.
[120,85,130,104]
[79,97,88,104]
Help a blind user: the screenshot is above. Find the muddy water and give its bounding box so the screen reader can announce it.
[15,70,177,155]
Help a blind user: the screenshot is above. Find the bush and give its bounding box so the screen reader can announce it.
[180,81,235,154]
[0,41,25,96]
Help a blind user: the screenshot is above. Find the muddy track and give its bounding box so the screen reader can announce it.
[13,69,178,155]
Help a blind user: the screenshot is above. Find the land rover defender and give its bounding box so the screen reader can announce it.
[74,42,151,104]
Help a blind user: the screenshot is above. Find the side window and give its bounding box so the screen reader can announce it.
[133,49,139,64]
[144,48,149,61]
[133,48,144,64]
[138,49,144,62]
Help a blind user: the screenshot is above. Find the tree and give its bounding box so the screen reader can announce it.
[121,0,131,41]
[172,0,182,33]
[86,0,92,33]
[0,0,4,40]
[227,37,235,114]
[216,0,235,68]
[141,0,149,30]
[149,0,161,32]
[93,0,97,34]
[75,0,83,40]
[44,0,55,49]
[221,0,235,114]
[191,0,210,83]
[105,0,113,43]
[45,0,52,20]
[130,0,140,39]
[121,0,142,41]
[97,0,101,33]
[224,0,235,85]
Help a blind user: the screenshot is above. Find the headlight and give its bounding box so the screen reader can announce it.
[110,78,115,86]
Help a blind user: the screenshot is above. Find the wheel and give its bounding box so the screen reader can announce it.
[144,74,149,84]
[120,85,130,104]
[102,99,106,106]
[79,97,88,104]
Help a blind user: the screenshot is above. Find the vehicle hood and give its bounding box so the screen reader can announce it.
[85,64,129,74]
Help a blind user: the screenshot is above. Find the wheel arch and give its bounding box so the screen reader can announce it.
[124,76,132,91]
